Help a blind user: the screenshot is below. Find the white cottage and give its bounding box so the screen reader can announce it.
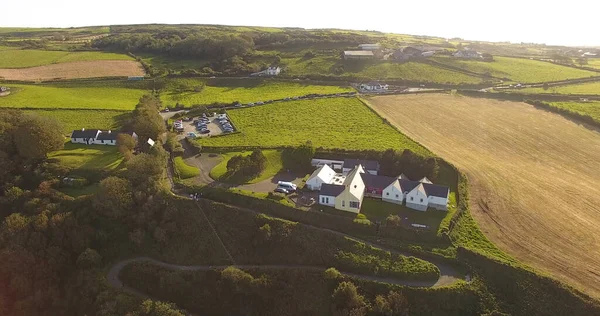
[306,164,337,191]
[70,129,101,145]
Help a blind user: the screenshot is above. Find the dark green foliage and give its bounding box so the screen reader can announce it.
[13,114,64,160]
[93,176,133,219]
[225,149,267,180]
[76,248,102,269]
[332,281,367,315]
[281,141,315,173]
[379,149,439,181]
[132,95,166,148]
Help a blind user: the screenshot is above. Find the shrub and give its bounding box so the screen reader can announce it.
[324,267,342,280]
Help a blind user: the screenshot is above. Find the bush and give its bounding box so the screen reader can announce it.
[324,267,342,280]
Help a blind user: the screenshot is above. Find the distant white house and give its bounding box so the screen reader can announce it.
[70,128,138,146]
[453,50,483,59]
[359,43,381,51]
[251,66,281,77]
[359,82,389,92]
[0,86,9,92]
[344,51,374,60]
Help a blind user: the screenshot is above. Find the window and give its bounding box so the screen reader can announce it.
[326,197,329,203]
[386,192,389,196]
[410,197,414,201]
[342,200,345,207]
[395,194,399,198]
[354,185,357,188]
[349,201,359,208]
[420,198,423,203]
[321,197,325,203]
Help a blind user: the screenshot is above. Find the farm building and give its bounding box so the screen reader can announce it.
[359,82,389,92]
[343,158,379,175]
[70,128,138,146]
[343,51,374,60]
[0,86,9,92]
[251,66,281,76]
[359,43,381,51]
[312,160,449,213]
[311,158,344,170]
[453,50,483,59]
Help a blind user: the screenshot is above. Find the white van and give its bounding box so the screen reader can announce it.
[277,181,297,191]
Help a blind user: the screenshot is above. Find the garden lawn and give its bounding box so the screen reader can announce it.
[209,150,283,184]
[0,49,133,68]
[48,142,124,171]
[21,109,130,134]
[518,82,600,95]
[59,183,100,198]
[198,97,429,154]
[160,79,354,107]
[0,84,147,110]
[360,198,447,232]
[431,56,597,83]
[174,156,200,179]
[280,56,482,84]
[549,101,600,123]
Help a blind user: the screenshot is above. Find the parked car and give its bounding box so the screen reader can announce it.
[292,96,299,100]
[277,181,297,192]
[284,97,291,101]
[234,103,243,107]
[199,129,210,134]
[256,101,264,105]
[186,132,197,138]
[274,187,290,194]
[183,117,192,121]
[247,103,255,106]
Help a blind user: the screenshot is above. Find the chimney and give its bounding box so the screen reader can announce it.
[108,130,111,134]
[82,128,85,131]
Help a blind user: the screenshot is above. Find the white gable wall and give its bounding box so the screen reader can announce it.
[382,181,403,204]
[405,185,429,211]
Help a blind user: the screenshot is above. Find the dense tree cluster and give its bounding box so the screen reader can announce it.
[281,141,315,173]
[226,149,267,180]
[379,149,439,181]
[131,95,166,149]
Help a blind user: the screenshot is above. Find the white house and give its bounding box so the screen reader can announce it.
[265,67,281,76]
[306,164,337,190]
[0,86,9,92]
[359,82,389,92]
[70,129,137,146]
[318,165,366,213]
[382,179,404,205]
[405,183,430,211]
[319,183,344,207]
[453,50,483,59]
[70,129,101,145]
[344,51,374,60]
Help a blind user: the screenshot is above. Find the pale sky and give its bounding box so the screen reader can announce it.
[1,0,598,47]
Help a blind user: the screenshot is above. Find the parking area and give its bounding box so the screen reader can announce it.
[173,113,236,139]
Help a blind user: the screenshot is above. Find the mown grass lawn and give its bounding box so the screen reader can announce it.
[517,82,600,95]
[0,83,147,110]
[549,101,600,123]
[0,49,133,68]
[432,56,597,83]
[59,183,100,197]
[160,79,353,107]
[21,109,131,134]
[198,97,429,154]
[48,142,124,171]
[174,157,200,179]
[280,56,482,84]
[361,198,446,231]
[209,150,283,184]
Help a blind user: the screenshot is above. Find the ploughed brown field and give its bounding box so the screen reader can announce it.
[0,60,145,80]
[368,93,600,297]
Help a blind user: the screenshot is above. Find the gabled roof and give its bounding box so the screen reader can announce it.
[307,164,336,184]
[398,173,410,180]
[419,177,433,184]
[96,131,118,141]
[399,178,449,198]
[320,183,345,197]
[365,81,382,86]
[343,164,364,186]
[344,159,379,171]
[71,129,100,139]
[361,173,396,189]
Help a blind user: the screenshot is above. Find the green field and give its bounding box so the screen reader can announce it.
[160,79,354,106]
[431,56,597,83]
[549,101,600,123]
[48,142,124,171]
[209,150,283,184]
[280,56,483,84]
[174,157,200,179]
[22,109,130,134]
[0,83,147,110]
[0,49,133,68]
[586,59,600,70]
[518,82,600,95]
[198,97,429,154]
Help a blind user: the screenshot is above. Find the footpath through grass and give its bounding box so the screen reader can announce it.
[280,56,483,84]
[209,150,283,184]
[160,78,354,107]
[198,97,429,154]
[0,83,147,110]
[432,56,597,83]
[518,82,600,95]
[0,49,133,68]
